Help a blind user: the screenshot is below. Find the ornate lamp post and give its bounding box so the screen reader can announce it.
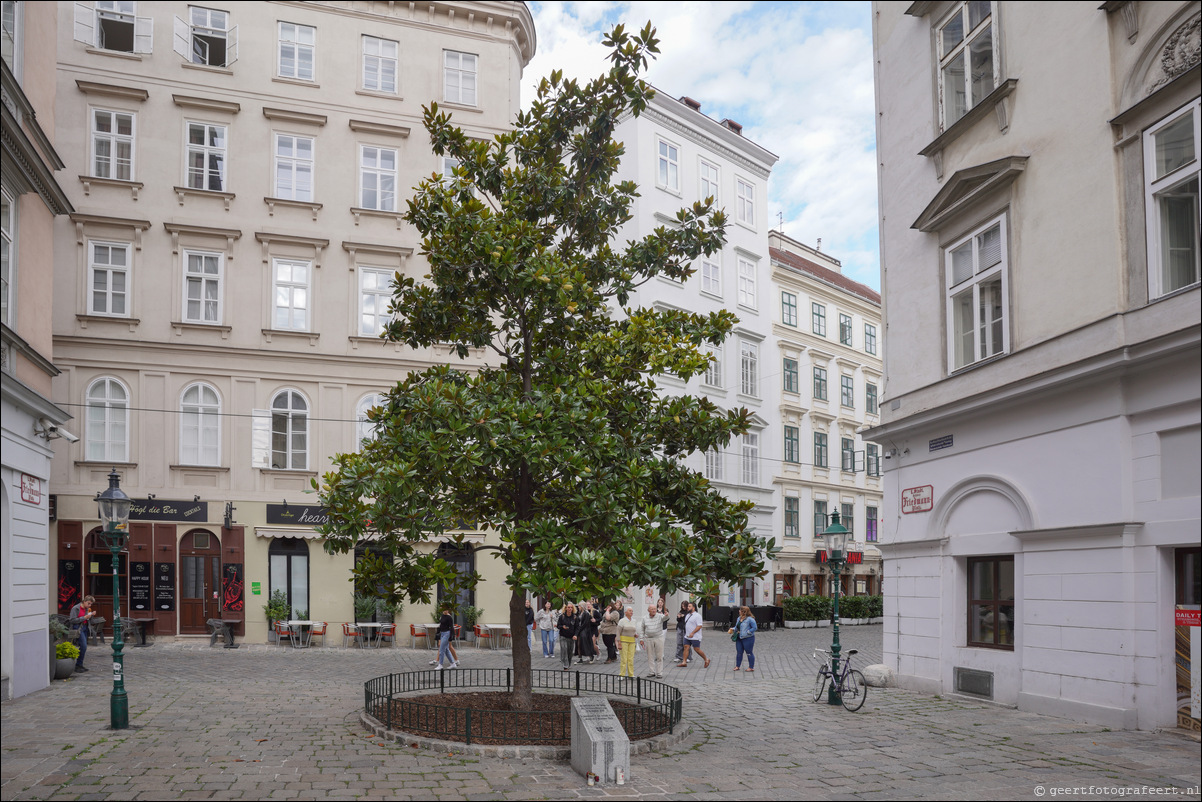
[820,510,848,705]
[95,469,132,729]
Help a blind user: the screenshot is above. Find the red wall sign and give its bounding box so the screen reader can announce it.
[901,485,934,514]
[1176,609,1200,627]
[20,474,42,505]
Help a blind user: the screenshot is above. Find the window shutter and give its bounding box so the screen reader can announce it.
[172,15,189,60]
[251,409,271,468]
[854,450,865,472]
[134,15,153,53]
[74,2,94,45]
[225,24,238,66]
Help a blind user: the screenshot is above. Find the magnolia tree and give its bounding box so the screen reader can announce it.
[316,24,776,709]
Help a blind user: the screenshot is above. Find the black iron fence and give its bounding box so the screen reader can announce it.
[364,668,683,746]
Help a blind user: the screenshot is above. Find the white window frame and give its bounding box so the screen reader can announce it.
[90,108,135,181]
[739,339,758,397]
[737,257,757,309]
[272,258,310,331]
[77,1,153,54]
[946,213,1009,371]
[185,121,227,192]
[182,249,222,324]
[443,49,477,106]
[359,145,397,211]
[657,138,680,193]
[86,376,129,462]
[700,258,721,298]
[187,6,229,66]
[278,21,315,81]
[273,133,314,202]
[736,177,755,226]
[356,392,386,451]
[3,0,22,76]
[865,322,878,355]
[741,432,760,486]
[180,382,220,466]
[358,266,392,337]
[270,388,308,470]
[1144,99,1201,300]
[87,240,130,317]
[704,448,723,482]
[0,186,13,328]
[362,35,397,93]
[703,345,723,388]
[936,1,998,131]
[699,159,719,202]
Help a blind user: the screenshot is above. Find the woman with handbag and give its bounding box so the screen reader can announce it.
[728,605,758,671]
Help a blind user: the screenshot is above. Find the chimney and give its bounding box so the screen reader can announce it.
[679,96,701,111]
[720,118,743,135]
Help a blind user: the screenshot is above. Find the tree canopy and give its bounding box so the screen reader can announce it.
[316,23,777,705]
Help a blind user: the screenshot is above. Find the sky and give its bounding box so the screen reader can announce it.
[522,1,881,291]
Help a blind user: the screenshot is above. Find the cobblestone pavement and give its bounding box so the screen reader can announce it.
[3,625,1199,801]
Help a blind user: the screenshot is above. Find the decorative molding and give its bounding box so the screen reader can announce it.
[173,186,236,211]
[76,314,140,333]
[70,213,152,250]
[255,232,330,268]
[348,335,404,351]
[642,105,773,179]
[171,321,232,339]
[75,80,149,101]
[919,79,1019,178]
[263,107,328,127]
[163,222,242,258]
[929,475,1035,537]
[349,207,405,229]
[341,240,413,268]
[261,328,320,347]
[172,94,241,114]
[1101,1,1139,42]
[911,156,1028,233]
[79,175,143,200]
[264,197,323,221]
[348,119,411,137]
[0,322,59,378]
[1148,11,1200,94]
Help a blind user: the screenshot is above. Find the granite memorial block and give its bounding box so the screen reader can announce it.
[570,697,629,783]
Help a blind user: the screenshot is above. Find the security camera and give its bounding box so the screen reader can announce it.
[37,418,80,443]
[59,427,80,444]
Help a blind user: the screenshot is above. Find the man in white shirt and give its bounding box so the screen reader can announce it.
[638,604,668,678]
[676,601,710,669]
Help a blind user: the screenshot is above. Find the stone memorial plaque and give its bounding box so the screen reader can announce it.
[570,697,629,784]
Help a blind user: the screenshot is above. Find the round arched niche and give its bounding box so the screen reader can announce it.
[929,476,1034,538]
[1121,6,1200,109]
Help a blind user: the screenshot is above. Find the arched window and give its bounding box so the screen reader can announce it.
[86,377,129,462]
[180,382,220,465]
[356,392,386,451]
[268,538,310,618]
[271,389,308,470]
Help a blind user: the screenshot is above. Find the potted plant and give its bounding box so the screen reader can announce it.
[782,596,807,629]
[462,605,483,642]
[263,589,290,642]
[867,595,884,623]
[54,641,79,680]
[354,594,379,623]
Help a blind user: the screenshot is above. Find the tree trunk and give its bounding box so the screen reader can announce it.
[510,586,532,709]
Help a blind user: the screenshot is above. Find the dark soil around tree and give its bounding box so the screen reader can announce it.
[372,691,672,746]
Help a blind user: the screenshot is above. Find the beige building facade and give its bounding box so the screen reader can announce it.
[48,1,535,643]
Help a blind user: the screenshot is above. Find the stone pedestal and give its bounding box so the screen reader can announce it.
[570,697,629,784]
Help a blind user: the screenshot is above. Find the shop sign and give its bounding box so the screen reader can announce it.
[130,498,209,523]
[901,485,934,514]
[129,561,152,611]
[929,434,954,452]
[20,473,42,504]
[266,503,329,526]
[251,581,261,596]
[154,562,176,611]
[1177,609,1201,627]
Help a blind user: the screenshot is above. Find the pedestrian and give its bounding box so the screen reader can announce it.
[575,601,598,664]
[434,603,457,670]
[677,601,710,669]
[638,603,669,677]
[524,598,535,650]
[68,595,95,673]
[557,603,578,671]
[617,606,638,678]
[599,602,619,663]
[728,605,758,671]
[535,601,558,658]
[674,600,689,662]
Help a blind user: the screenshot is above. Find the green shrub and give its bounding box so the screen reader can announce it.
[840,595,868,619]
[263,589,290,625]
[867,595,883,618]
[791,595,831,621]
[49,615,71,643]
[782,596,807,621]
[56,641,80,660]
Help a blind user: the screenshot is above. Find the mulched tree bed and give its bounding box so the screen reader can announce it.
[372,691,672,746]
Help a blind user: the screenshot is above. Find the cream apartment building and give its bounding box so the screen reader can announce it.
[870,1,1199,731]
[48,0,535,642]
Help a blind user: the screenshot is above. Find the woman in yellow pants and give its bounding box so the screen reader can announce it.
[617,606,638,678]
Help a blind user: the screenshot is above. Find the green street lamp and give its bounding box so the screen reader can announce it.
[95,469,132,730]
[820,510,848,706]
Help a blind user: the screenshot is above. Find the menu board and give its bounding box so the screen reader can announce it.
[129,561,152,611]
[154,562,176,611]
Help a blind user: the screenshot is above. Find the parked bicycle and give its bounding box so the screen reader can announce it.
[811,647,867,711]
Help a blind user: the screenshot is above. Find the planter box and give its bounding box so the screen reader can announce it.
[870,617,884,625]
[816,620,830,628]
[54,658,76,680]
[783,620,805,629]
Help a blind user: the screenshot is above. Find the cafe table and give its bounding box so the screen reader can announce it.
[284,620,316,649]
[356,622,386,648]
[422,622,442,650]
[480,623,512,650]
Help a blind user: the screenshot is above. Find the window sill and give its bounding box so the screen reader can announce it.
[75,460,137,468]
[700,288,724,302]
[79,176,143,200]
[174,186,235,211]
[656,184,682,198]
[262,328,319,346]
[182,61,234,76]
[77,314,139,332]
[356,89,402,101]
[349,207,404,229]
[348,335,403,350]
[736,303,759,316]
[736,392,762,406]
[259,468,317,477]
[85,47,142,61]
[273,76,319,89]
[948,350,1009,378]
[172,321,232,339]
[439,100,483,114]
[734,219,757,233]
[265,197,323,221]
[920,78,1018,179]
[170,464,229,473]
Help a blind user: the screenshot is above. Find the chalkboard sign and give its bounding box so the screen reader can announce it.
[222,563,244,612]
[58,559,82,613]
[130,561,152,611]
[155,562,176,611]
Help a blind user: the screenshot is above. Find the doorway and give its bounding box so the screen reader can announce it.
[180,528,221,634]
[85,528,127,634]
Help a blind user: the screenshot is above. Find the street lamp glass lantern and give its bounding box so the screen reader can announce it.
[96,469,132,540]
[823,510,848,557]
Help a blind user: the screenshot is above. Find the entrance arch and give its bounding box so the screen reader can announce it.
[180,528,221,634]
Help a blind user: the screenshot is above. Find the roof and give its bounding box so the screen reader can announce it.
[770,247,881,306]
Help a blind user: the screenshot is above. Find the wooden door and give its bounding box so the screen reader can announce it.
[180,529,221,634]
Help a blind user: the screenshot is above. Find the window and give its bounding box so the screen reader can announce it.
[278,21,314,81]
[359,145,397,211]
[273,134,313,201]
[356,392,385,450]
[183,6,232,67]
[2,0,20,72]
[967,556,1014,649]
[947,215,1008,370]
[783,426,799,464]
[1,188,12,327]
[363,36,398,93]
[840,375,854,408]
[865,506,878,542]
[741,432,759,485]
[867,444,880,477]
[737,258,756,308]
[865,323,878,355]
[841,437,854,472]
[937,1,996,130]
[841,503,855,537]
[270,389,308,470]
[813,500,827,536]
[86,377,129,462]
[444,50,476,106]
[783,358,799,393]
[359,267,392,336]
[700,259,720,296]
[736,178,755,225]
[88,242,129,316]
[183,250,222,324]
[811,303,826,336]
[1145,99,1200,298]
[703,346,722,387]
[839,313,853,346]
[185,122,226,192]
[272,259,310,331]
[699,160,718,201]
[814,432,828,469]
[784,497,799,538]
[781,292,798,327]
[657,139,679,192]
[739,340,758,396]
[704,448,723,482]
[91,109,134,181]
[76,1,152,54]
[866,383,878,415]
[269,538,309,619]
[180,383,219,465]
[813,366,827,401]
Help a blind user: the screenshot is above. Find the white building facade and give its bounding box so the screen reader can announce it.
[870,1,1200,731]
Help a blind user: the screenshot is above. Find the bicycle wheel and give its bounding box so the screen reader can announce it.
[841,669,868,712]
[812,669,828,702]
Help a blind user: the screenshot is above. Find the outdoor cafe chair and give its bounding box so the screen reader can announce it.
[379,623,396,647]
[409,623,427,649]
[473,624,493,649]
[309,621,327,647]
[273,620,293,647]
[342,622,358,648]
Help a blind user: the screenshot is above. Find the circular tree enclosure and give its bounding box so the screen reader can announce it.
[364,668,682,747]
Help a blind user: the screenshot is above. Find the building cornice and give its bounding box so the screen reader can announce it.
[641,105,774,180]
